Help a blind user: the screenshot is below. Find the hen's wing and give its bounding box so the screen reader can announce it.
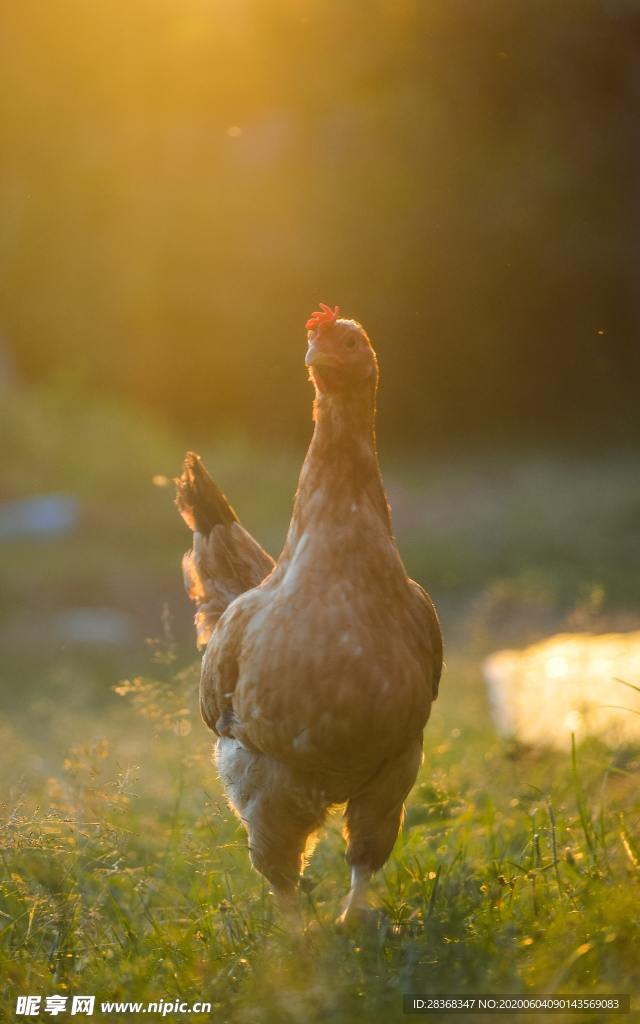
[199,596,247,736]
[409,579,443,701]
[175,452,275,648]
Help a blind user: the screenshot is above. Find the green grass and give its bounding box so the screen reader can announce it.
[1,650,639,1023]
[1,388,639,1021]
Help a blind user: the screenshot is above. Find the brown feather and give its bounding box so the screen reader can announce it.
[175,452,274,648]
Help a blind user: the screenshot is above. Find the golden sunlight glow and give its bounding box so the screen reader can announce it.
[484,632,640,750]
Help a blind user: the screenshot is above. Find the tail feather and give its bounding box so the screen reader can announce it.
[175,451,238,533]
[175,452,275,648]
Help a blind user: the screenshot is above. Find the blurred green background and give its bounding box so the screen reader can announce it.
[0,0,638,718]
[1,0,639,718]
[1,0,638,448]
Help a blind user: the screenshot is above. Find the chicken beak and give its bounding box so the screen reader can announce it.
[305,340,340,368]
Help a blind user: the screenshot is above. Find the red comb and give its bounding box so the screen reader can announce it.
[305,302,340,331]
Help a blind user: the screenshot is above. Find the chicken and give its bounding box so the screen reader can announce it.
[175,303,442,923]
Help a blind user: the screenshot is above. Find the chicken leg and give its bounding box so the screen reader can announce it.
[339,738,423,926]
[216,737,328,898]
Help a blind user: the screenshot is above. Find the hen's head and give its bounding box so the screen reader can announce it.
[304,303,377,395]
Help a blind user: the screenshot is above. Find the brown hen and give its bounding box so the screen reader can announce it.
[176,305,442,923]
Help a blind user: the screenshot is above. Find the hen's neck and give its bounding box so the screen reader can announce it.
[285,379,391,551]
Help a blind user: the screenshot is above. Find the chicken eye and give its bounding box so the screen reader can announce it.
[345,336,357,349]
